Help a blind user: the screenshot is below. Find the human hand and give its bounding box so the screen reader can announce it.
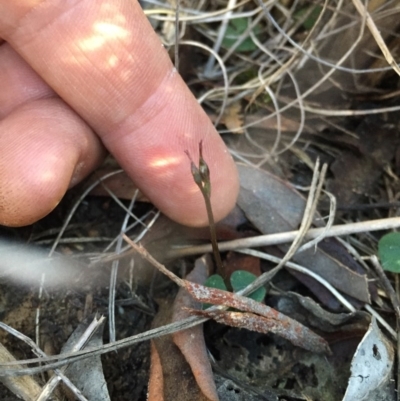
[0,1,239,227]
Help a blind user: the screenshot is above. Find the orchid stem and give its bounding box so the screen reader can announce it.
[185,141,224,275]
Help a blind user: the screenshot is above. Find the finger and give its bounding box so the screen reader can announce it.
[0,0,239,227]
[0,43,106,226]
[0,42,55,119]
[0,99,105,226]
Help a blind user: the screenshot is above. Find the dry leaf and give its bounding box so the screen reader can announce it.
[59,316,110,401]
[88,167,148,201]
[147,341,165,401]
[148,298,214,401]
[172,255,219,401]
[183,281,330,354]
[236,163,370,305]
[343,317,395,401]
[221,102,244,134]
[223,252,261,279]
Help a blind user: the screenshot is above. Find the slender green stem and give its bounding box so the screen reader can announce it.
[185,141,224,275]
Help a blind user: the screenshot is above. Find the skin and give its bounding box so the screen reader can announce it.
[0,0,239,227]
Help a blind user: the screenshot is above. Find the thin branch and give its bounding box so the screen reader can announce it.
[168,217,400,259]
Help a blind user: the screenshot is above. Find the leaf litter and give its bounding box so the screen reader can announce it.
[2,0,400,400]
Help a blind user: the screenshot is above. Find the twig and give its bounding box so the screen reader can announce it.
[237,248,355,312]
[369,255,400,389]
[122,235,184,288]
[168,217,400,259]
[174,0,180,72]
[35,316,105,401]
[370,256,400,320]
[363,304,396,339]
[109,192,138,343]
[0,320,99,401]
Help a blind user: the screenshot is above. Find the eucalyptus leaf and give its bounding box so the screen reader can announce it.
[236,164,370,304]
[378,232,400,273]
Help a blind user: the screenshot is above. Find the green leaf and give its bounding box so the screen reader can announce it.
[294,5,322,30]
[203,274,227,309]
[222,18,260,52]
[204,274,227,291]
[378,232,400,273]
[230,270,266,302]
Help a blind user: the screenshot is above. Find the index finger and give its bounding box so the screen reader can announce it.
[0,0,239,226]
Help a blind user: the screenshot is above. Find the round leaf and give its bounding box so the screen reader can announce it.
[203,274,227,309]
[230,270,266,302]
[222,18,260,52]
[378,232,400,273]
[204,274,227,291]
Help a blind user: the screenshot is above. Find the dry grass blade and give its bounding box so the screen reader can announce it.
[228,160,328,298]
[35,316,105,401]
[351,0,400,76]
[0,322,91,401]
[0,314,210,377]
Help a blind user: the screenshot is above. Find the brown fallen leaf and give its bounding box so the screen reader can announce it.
[126,239,330,355]
[88,167,149,200]
[148,298,215,401]
[189,309,331,355]
[273,291,371,341]
[172,255,219,401]
[183,281,331,355]
[223,251,262,279]
[147,341,164,401]
[236,163,370,306]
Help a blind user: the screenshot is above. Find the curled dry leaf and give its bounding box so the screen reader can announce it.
[184,282,330,355]
[343,317,395,401]
[274,291,371,335]
[172,255,219,401]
